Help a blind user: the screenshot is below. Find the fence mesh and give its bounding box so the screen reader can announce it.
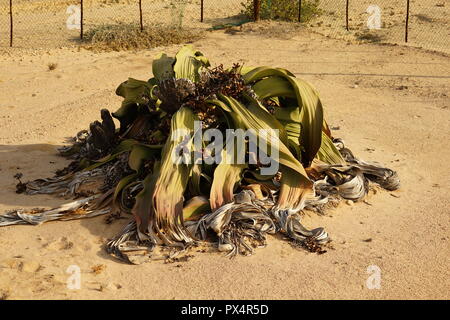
[314,0,449,53]
[0,0,448,53]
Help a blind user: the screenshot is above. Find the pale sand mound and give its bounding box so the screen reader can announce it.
[0,28,448,299]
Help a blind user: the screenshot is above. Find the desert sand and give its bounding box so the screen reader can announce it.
[0,25,449,299]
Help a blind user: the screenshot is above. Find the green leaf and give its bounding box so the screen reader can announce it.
[217,94,314,211]
[132,107,197,243]
[188,163,202,196]
[173,45,210,82]
[183,196,210,221]
[315,131,346,165]
[152,53,175,81]
[113,173,138,211]
[276,165,314,212]
[113,78,154,129]
[252,76,296,100]
[243,66,294,84]
[248,69,324,166]
[245,94,288,145]
[210,162,246,210]
[83,139,139,171]
[218,94,305,177]
[128,144,161,172]
[274,105,302,160]
[131,163,160,234]
[292,77,324,166]
[236,65,257,76]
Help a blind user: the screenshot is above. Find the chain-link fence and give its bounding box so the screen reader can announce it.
[1,0,448,53]
[314,0,449,53]
[0,0,246,48]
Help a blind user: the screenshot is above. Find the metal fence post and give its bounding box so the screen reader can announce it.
[298,0,302,22]
[405,0,410,42]
[253,0,260,21]
[139,0,143,31]
[80,0,84,40]
[346,0,349,31]
[200,0,204,22]
[9,0,13,47]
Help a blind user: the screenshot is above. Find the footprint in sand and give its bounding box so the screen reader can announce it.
[19,261,41,273]
[0,258,22,270]
[42,237,74,251]
[0,258,41,273]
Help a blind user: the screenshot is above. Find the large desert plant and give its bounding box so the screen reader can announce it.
[1,45,399,263]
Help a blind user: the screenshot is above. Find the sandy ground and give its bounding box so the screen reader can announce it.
[0,25,449,300]
[0,0,448,54]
